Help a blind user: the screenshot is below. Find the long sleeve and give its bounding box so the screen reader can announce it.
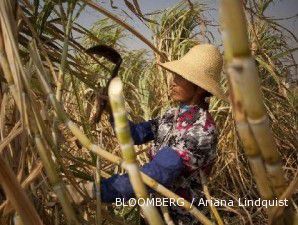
[109,115,159,145]
[128,119,157,145]
[100,147,184,203]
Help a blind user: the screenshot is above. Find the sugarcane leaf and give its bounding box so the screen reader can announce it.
[123,0,143,21]
[33,0,40,17]
[37,0,55,35]
[132,0,142,15]
[67,0,78,5]
[255,57,281,85]
[69,166,93,181]
[132,0,158,24]
[272,47,298,60]
[261,0,274,14]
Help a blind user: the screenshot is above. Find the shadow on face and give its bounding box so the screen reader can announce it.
[170,73,206,105]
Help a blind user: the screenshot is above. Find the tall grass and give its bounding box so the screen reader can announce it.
[0,0,296,224]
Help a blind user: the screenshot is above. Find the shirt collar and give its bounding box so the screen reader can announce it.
[179,103,200,115]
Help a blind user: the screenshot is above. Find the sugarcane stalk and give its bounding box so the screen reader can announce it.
[30,41,214,225]
[95,156,102,225]
[200,170,224,225]
[225,58,275,200]
[155,193,175,225]
[269,172,298,224]
[0,6,22,114]
[0,30,21,111]
[56,1,75,102]
[1,14,79,224]
[18,9,58,83]
[27,80,87,200]
[95,127,103,225]
[0,161,42,215]
[220,0,289,223]
[70,73,92,137]
[51,1,75,159]
[0,121,22,154]
[229,58,287,196]
[108,77,165,225]
[225,34,277,201]
[0,5,45,224]
[29,104,81,225]
[0,155,43,225]
[34,134,81,225]
[13,213,24,225]
[9,41,81,224]
[219,0,275,203]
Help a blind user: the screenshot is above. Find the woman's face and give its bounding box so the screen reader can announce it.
[170,73,200,104]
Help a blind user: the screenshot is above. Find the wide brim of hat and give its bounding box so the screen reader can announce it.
[157,60,229,102]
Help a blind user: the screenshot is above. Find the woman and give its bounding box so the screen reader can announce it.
[81,44,227,224]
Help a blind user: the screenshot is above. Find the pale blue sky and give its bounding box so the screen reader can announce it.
[77,0,297,64]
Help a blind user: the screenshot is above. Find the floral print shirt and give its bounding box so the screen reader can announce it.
[129,104,218,224]
[149,104,217,173]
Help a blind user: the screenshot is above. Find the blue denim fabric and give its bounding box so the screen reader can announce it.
[129,120,155,145]
[109,116,155,145]
[100,147,184,203]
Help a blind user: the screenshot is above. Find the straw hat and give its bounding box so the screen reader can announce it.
[158,44,228,102]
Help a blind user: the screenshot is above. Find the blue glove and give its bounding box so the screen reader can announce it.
[109,116,155,145]
[100,147,184,203]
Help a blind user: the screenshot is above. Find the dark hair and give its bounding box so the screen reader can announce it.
[197,89,212,110]
[203,90,212,98]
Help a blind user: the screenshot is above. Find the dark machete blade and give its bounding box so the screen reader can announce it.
[86,45,122,64]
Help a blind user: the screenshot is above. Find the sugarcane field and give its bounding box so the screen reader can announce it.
[0,0,297,224]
